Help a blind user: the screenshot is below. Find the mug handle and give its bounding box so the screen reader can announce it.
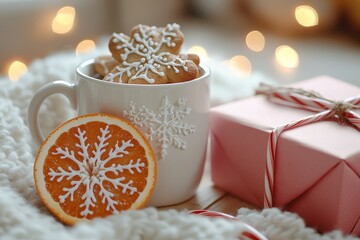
[27,81,77,146]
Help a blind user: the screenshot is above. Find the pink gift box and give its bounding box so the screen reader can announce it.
[210,76,360,235]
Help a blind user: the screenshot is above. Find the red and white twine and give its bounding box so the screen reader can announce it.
[256,83,360,208]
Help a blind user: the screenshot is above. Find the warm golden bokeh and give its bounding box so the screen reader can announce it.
[52,6,76,34]
[295,5,319,27]
[246,30,265,52]
[229,55,252,77]
[187,46,208,61]
[76,40,96,55]
[275,45,299,68]
[8,61,28,81]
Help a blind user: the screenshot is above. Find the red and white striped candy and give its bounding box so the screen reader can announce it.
[189,210,267,240]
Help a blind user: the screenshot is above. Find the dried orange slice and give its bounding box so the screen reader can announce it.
[34,113,156,225]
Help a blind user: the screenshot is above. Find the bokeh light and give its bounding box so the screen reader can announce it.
[8,61,28,81]
[76,40,96,55]
[246,30,265,52]
[229,55,252,77]
[52,6,76,34]
[295,5,319,27]
[275,45,299,69]
[187,46,208,60]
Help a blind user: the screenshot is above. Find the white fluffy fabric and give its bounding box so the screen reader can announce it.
[0,41,358,240]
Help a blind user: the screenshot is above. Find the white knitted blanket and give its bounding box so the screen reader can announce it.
[0,43,358,240]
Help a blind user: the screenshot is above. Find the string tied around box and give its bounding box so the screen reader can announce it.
[256,83,360,208]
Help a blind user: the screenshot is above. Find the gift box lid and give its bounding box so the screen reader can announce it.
[212,76,360,177]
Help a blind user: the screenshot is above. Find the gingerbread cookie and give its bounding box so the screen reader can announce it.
[94,56,118,78]
[104,23,199,84]
[179,53,200,66]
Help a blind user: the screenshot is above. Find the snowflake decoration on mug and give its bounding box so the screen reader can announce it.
[124,96,196,161]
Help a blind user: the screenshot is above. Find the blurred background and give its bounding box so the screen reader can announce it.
[1,0,360,87]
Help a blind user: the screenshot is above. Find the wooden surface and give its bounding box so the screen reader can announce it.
[159,158,257,216]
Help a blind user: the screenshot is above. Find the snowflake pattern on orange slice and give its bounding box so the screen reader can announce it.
[105,23,192,84]
[123,96,196,161]
[48,125,144,217]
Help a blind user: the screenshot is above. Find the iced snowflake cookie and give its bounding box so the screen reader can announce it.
[104,23,199,84]
[34,114,156,225]
[179,53,200,66]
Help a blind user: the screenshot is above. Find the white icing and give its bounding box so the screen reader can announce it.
[105,23,191,84]
[123,96,196,161]
[49,125,145,217]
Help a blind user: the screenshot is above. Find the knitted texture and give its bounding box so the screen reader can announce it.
[0,41,358,240]
[237,208,358,240]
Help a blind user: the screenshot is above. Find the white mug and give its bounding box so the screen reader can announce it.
[28,59,210,206]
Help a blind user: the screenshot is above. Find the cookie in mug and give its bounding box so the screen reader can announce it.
[100,23,200,84]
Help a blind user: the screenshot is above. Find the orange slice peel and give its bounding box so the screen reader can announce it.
[34,113,156,225]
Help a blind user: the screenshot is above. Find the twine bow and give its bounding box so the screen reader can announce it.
[256,83,360,208]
